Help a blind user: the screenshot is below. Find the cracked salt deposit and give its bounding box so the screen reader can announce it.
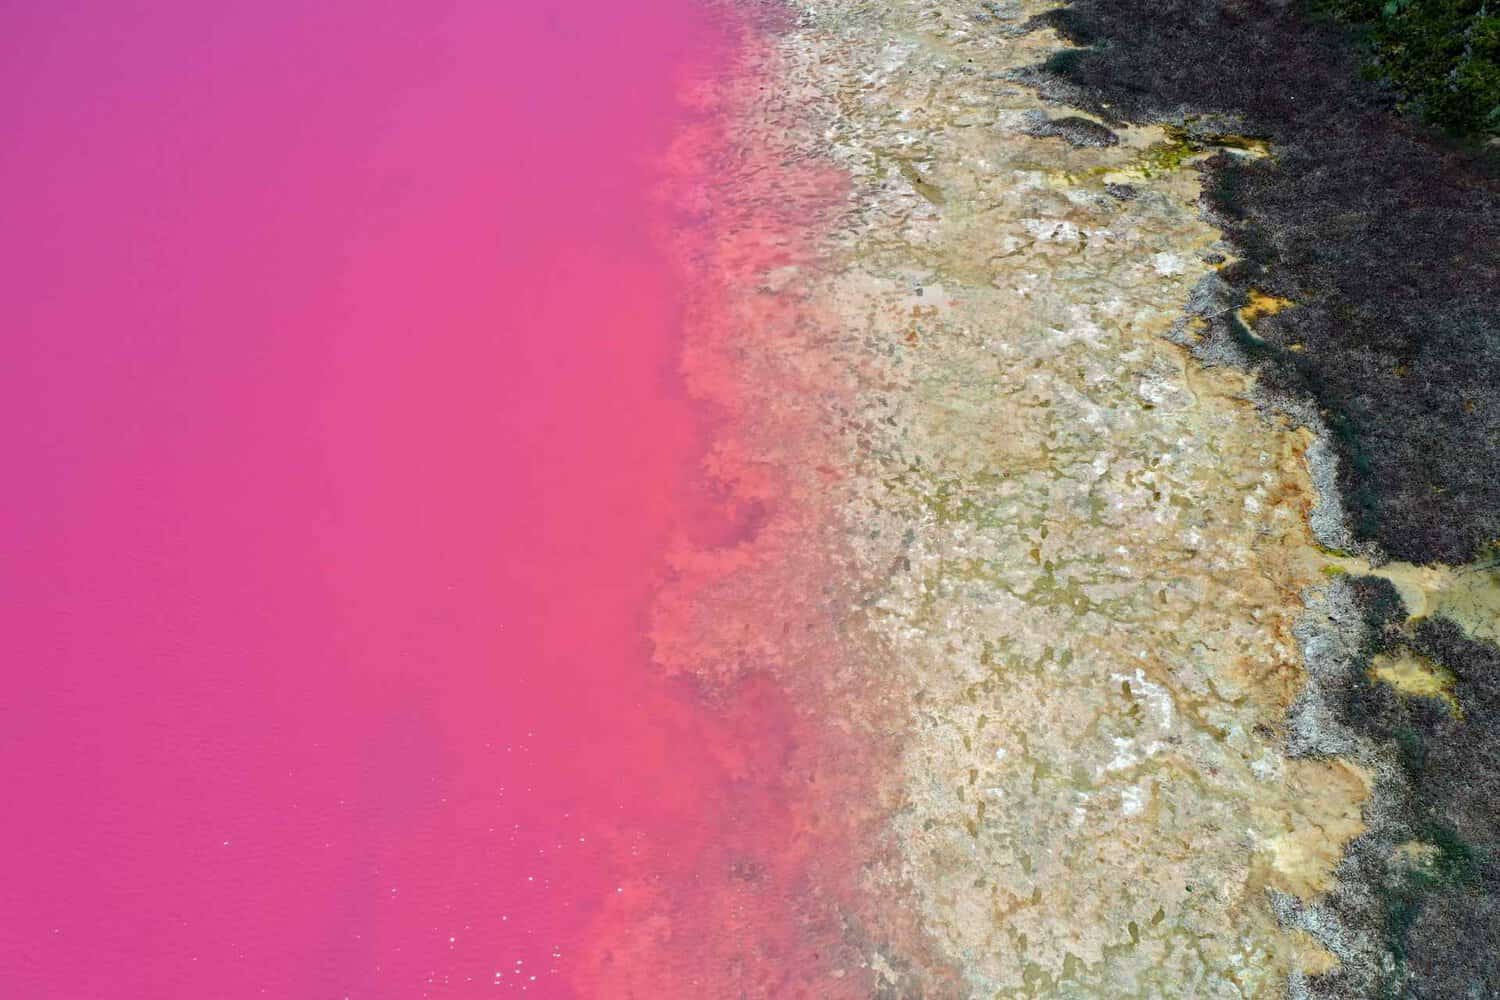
[658,1,1385,994]
[752,0,1373,994]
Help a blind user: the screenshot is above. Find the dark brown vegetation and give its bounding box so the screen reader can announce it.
[1327,578,1500,998]
[1021,2,1500,994]
[1027,0,1500,566]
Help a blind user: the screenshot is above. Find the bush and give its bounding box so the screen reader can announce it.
[1313,0,1500,136]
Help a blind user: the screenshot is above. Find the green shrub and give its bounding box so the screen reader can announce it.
[1313,0,1500,136]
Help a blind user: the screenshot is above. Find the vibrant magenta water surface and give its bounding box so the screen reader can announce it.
[1,3,779,995]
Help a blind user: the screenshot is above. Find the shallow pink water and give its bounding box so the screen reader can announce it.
[0,3,799,996]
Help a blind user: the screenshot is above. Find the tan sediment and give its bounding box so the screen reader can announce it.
[1394,839,1443,870]
[1323,550,1500,647]
[628,0,1378,995]
[747,0,1370,995]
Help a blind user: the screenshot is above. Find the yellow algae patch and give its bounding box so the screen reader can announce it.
[1370,650,1462,716]
[1101,127,1273,183]
[1260,759,1371,898]
[1238,289,1296,326]
[1323,550,1500,646]
[1161,124,1272,157]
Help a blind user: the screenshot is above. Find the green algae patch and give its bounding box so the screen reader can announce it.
[895,159,946,206]
[1137,133,1201,176]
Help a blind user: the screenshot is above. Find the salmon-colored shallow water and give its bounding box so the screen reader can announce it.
[1,3,857,996]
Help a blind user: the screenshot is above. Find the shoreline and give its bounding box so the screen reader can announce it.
[1027,1,1500,995]
[639,0,1400,993]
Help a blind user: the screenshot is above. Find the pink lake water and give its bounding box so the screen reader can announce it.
[1,3,841,996]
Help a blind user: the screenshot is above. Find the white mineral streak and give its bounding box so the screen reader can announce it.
[738,1,1374,995]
